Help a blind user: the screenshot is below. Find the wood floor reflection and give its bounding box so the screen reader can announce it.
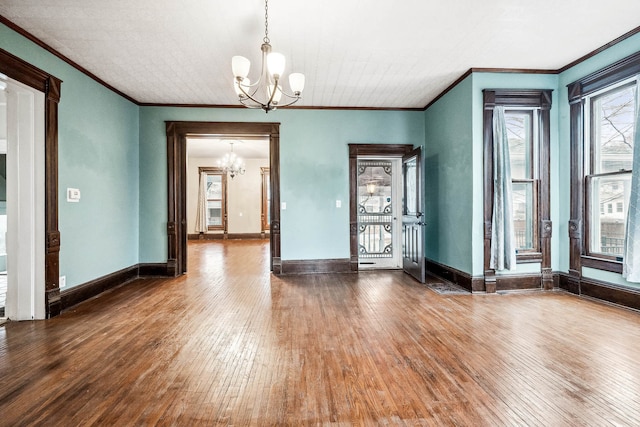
[1,239,640,425]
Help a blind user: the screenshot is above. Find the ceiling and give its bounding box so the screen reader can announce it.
[1,1,640,109]
[187,137,269,159]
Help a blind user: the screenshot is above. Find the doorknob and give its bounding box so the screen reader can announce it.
[416,212,423,218]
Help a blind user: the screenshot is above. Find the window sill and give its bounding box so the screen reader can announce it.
[516,252,542,263]
[581,255,623,274]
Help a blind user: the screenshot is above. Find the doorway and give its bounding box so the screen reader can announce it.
[186,136,270,240]
[356,157,402,269]
[0,75,45,320]
[166,122,280,276]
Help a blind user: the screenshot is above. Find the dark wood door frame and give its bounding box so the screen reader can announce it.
[0,48,62,317]
[348,144,414,272]
[166,121,281,275]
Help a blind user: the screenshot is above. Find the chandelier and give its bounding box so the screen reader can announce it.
[217,141,246,179]
[231,0,305,113]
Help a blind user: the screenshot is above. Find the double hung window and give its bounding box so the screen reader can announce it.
[584,79,637,260]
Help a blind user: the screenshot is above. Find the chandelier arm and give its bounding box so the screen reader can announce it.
[271,96,301,108]
[236,81,272,108]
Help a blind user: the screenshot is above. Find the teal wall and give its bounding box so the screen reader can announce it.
[423,76,473,274]
[0,23,140,288]
[471,73,559,277]
[139,107,425,262]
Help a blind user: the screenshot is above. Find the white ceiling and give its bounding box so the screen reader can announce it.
[187,137,269,159]
[1,0,640,109]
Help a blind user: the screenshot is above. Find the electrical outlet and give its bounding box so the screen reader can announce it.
[59,275,66,288]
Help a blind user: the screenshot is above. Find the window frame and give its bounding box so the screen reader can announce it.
[483,90,552,271]
[198,167,227,232]
[568,51,640,274]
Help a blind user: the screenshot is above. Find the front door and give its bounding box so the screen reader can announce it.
[357,158,402,269]
[402,147,425,282]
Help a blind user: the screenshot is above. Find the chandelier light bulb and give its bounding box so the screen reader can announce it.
[266,52,285,79]
[289,73,305,95]
[232,56,251,79]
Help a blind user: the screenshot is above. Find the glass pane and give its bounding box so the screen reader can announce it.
[358,162,393,214]
[512,182,534,250]
[207,200,222,226]
[404,158,417,215]
[206,174,222,199]
[589,174,631,255]
[358,223,393,258]
[592,84,636,174]
[505,111,532,179]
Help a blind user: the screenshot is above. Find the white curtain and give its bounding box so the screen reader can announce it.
[195,171,208,233]
[490,106,517,271]
[622,80,640,281]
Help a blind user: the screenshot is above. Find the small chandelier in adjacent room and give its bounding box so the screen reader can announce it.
[218,141,246,179]
[231,0,305,113]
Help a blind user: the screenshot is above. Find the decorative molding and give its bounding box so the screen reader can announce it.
[60,263,170,311]
[541,220,553,238]
[425,259,484,292]
[281,258,352,275]
[496,274,541,291]
[557,272,640,312]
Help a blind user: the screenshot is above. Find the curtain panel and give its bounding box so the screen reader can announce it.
[623,79,640,281]
[195,171,208,233]
[490,106,517,271]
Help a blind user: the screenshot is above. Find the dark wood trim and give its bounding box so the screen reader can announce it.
[425,259,484,292]
[0,15,138,105]
[261,167,270,232]
[581,256,623,274]
[496,274,541,292]
[138,263,170,277]
[0,47,62,318]
[60,263,170,310]
[567,51,640,101]
[60,265,139,310]
[557,271,640,312]
[166,122,280,276]
[198,166,227,232]
[482,89,552,292]
[348,144,414,273]
[281,258,352,275]
[187,233,267,240]
[139,102,423,112]
[558,25,640,74]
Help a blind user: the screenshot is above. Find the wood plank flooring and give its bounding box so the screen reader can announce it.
[1,240,640,426]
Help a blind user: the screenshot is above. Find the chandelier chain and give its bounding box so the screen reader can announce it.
[263,0,270,44]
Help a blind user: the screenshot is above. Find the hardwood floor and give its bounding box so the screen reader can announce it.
[1,240,640,426]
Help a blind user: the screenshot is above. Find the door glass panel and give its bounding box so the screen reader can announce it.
[403,157,417,215]
[358,160,393,259]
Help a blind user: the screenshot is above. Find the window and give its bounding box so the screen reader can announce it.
[585,80,636,259]
[568,50,640,274]
[483,90,551,271]
[261,167,270,231]
[199,167,227,231]
[506,110,539,252]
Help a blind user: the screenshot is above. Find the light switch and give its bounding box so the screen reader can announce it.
[67,188,81,202]
[281,202,287,210]
[336,200,341,208]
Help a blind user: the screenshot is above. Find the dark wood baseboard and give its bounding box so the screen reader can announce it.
[60,263,170,311]
[496,274,542,291]
[425,259,483,292]
[188,233,269,240]
[558,272,640,312]
[281,258,352,275]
